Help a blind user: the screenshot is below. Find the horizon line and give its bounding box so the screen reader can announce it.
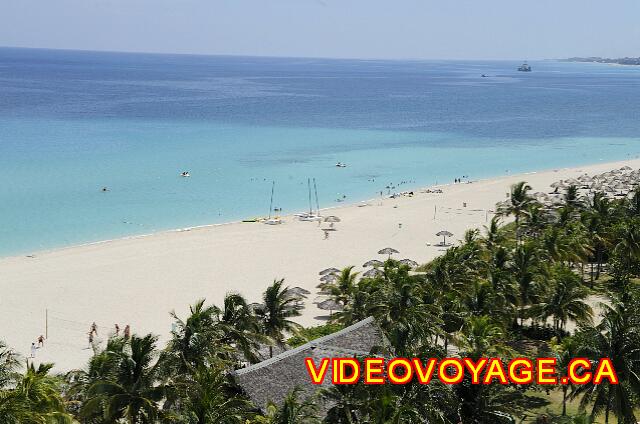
[0,44,555,62]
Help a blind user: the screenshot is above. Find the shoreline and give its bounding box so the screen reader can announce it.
[0,157,628,262]
[3,156,640,371]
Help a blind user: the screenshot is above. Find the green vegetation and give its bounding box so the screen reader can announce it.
[2,182,640,423]
[287,323,344,348]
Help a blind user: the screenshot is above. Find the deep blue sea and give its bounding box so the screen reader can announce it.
[1,47,639,256]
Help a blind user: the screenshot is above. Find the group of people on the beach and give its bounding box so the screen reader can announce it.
[29,335,46,358]
[87,322,130,349]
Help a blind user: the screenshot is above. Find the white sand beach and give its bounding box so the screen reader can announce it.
[2,158,640,371]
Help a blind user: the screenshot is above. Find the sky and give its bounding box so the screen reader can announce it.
[1,0,639,60]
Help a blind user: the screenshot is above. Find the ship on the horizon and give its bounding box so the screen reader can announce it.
[517,62,532,72]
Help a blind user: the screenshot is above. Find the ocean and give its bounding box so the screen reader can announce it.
[1,47,639,256]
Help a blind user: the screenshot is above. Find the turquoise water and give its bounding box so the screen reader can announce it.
[1,48,639,256]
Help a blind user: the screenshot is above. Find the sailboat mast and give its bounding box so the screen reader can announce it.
[307,178,313,215]
[313,178,320,216]
[268,180,275,219]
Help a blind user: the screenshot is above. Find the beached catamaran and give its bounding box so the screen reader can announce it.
[297,178,322,221]
[264,180,283,225]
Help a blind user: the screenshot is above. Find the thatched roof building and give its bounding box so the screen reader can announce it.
[233,317,384,411]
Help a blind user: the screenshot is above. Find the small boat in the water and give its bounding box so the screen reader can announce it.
[335,162,347,168]
[180,171,191,177]
[517,62,532,72]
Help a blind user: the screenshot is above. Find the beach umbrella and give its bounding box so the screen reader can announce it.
[363,259,383,267]
[565,178,579,186]
[613,182,627,196]
[621,166,632,171]
[313,295,329,304]
[363,268,383,278]
[319,267,340,276]
[317,299,343,315]
[436,230,453,245]
[399,259,419,268]
[320,274,337,283]
[378,247,399,257]
[287,286,310,297]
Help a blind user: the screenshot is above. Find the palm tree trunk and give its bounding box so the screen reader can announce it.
[562,385,568,416]
[269,345,273,358]
[605,386,611,424]
[596,249,603,280]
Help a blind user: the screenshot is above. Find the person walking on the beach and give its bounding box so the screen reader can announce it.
[123,325,130,340]
[30,342,37,358]
[88,332,94,349]
[114,324,120,336]
[37,335,45,347]
[90,322,98,336]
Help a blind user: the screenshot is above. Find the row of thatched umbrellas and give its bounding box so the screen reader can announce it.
[250,239,451,315]
[313,247,425,313]
[508,166,640,209]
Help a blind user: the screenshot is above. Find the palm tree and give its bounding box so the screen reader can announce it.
[0,362,73,424]
[455,315,510,360]
[512,242,540,327]
[549,336,579,416]
[534,265,593,333]
[82,334,166,423]
[0,341,19,388]
[365,262,439,355]
[173,363,254,424]
[166,299,221,372]
[611,222,640,286]
[260,388,319,424]
[583,192,612,282]
[327,266,359,306]
[499,181,533,242]
[214,293,266,363]
[572,296,640,424]
[564,184,582,209]
[256,279,304,358]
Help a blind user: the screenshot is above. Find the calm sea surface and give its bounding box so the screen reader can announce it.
[1,47,639,256]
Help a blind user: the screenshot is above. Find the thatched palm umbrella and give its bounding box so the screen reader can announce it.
[287,287,310,297]
[324,215,341,228]
[399,259,419,269]
[320,274,337,283]
[613,182,627,196]
[436,230,453,246]
[378,247,399,257]
[363,259,383,267]
[363,268,383,278]
[317,299,343,315]
[319,267,340,276]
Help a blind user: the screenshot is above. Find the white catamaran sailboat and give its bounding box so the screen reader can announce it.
[264,180,283,225]
[297,178,322,221]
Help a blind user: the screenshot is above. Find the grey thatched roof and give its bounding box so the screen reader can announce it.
[233,317,383,412]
